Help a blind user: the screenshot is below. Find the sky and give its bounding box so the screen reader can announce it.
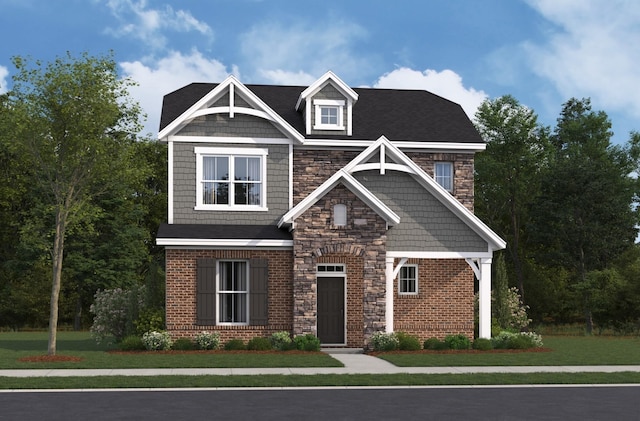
[1,0,639,144]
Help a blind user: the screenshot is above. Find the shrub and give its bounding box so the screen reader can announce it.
[195,331,220,350]
[444,334,472,350]
[134,307,165,336]
[172,337,195,350]
[520,331,544,348]
[492,331,543,349]
[89,286,146,344]
[141,330,172,351]
[396,332,421,351]
[423,337,448,350]
[118,335,145,351]
[247,336,273,351]
[472,338,493,351]
[370,332,399,352]
[270,331,293,351]
[224,338,247,351]
[294,334,321,352]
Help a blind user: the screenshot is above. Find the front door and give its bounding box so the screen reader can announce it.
[317,276,345,344]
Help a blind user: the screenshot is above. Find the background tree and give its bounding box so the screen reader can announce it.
[5,52,143,354]
[531,98,639,333]
[474,95,550,301]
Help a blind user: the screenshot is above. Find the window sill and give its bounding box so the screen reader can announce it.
[194,205,269,212]
[313,124,345,131]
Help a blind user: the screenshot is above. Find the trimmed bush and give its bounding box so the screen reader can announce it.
[270,331,293,351]
[247,336,273,351]
[492,331,542,349]
[141,330,172,351]
[472,338,493,351]
[396,332,421,351]
[224,338,247,351]
[118,335,145,351]
[195,331,220,350]
[294,334,321,352]
[423,337,448,350]
[370,332,399,352]
[134,307,165,336]
[172,337,195,350]
[444,334,472,350]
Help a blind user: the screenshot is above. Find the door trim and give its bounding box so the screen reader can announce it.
[316,264,347,346]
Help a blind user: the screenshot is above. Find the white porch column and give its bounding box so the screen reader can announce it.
[385,257,394,333]
[478,258,493,339]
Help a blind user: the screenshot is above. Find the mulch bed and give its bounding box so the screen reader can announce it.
[368,348,553,356]
[107,349,318,355]
[18,355,84,363]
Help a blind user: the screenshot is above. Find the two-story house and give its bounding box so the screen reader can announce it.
[156,71,505,348]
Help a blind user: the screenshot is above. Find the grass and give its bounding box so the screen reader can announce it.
[2,372,640,390]
[377,336,640,367]
[0,331,342,369]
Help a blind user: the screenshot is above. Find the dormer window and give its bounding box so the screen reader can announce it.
[314,99,345,130]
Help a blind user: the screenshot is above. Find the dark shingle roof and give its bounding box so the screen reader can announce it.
[157,223,292,240]
[159,82,483,143]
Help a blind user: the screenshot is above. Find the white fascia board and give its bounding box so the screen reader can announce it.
[158,75,304,144]
[344,136,506,251]
[295,71,358,110]
[387,251,495,259]
[301,139,486,151]
[278,169,400,228]
[156,238,294,248]
[167,135,294,145]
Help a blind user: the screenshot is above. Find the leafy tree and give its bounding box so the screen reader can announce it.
[531,98,639,333]
[5,52,143,354]
[474,95,550,300]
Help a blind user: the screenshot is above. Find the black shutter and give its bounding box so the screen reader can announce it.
[196,258,216,325]
[249,258,269,325]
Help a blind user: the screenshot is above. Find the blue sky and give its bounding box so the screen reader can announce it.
[1,0,639,144]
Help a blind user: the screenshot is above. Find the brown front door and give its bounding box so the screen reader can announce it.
[317,277,345,344]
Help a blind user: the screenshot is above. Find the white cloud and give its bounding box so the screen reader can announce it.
[0,65,9,94]
[102,0,214,51]
[239,18,374,84]
[119,50,235,136]
[373,68,488,119]
[524,0,640,117]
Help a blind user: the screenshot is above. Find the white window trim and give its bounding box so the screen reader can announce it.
[194,147,268,211]
[216,260,250,326]
[435,161,454,192]
[313,99,345,130]
[398,264,418,295]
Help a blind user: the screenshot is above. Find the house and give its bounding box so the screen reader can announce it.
[156,71,505,348]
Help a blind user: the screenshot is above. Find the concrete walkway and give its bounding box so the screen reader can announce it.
[1,351,640,377]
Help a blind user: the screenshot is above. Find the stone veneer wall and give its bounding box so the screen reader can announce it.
[393,258,475,341]
[294,149,475,211]
[164,248,293,342]
[292,184,388,347]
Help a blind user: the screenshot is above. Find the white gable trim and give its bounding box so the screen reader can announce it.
[158,75,304,143]
[295,71,358,111]
[278,169,400,229]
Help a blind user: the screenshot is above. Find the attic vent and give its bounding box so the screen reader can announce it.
[333,203,347,227]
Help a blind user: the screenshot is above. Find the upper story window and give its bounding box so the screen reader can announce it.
[314,99,345,130]
[398,264,418,295]
[195,147,268,211]
[435,162,453,192]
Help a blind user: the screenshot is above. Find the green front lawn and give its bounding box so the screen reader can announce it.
[377,336,640,366]
[0,331,342,369]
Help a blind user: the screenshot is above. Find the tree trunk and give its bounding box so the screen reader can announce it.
[47,208,67,356]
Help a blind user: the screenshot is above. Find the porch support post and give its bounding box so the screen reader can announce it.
[385,257,394,333]
[478,258,493,339]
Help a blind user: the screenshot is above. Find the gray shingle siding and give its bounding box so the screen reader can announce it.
[354,171,487,252]
[172,142,290,225]
[176,114,286,138]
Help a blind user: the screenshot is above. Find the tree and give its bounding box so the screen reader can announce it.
[531,98,639,333]
[5,52,143,354]
[474,95,550,300]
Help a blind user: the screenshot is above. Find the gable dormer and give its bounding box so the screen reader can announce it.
[295,71,358,137]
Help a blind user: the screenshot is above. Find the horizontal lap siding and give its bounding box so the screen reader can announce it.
[166,249,293,342]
